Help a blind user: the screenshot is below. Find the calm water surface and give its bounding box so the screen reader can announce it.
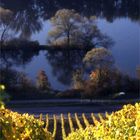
[0,0,140,90]
[18,18,139,90]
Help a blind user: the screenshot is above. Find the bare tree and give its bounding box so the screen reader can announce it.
[0,7,13,46]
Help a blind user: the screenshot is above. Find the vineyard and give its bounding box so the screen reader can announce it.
[38,112,103,140]
[0,103,140,140]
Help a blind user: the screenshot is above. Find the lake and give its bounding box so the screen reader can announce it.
[0,0,140,91]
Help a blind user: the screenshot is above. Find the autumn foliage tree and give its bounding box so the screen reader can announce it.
[82,46,139,99]
[83,68,121,99]
[72,69,84,89]
[83,47,115,99]
[36,70,51,91]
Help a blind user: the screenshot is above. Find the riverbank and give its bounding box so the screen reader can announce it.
[0,44,92,51]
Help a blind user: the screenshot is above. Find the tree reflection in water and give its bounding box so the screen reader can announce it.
[0,49,87,89]
[0,50,39,68]
[0,0,43,40]
[0,0,139,40]
[0,49,40,90]
[46,50,87,85]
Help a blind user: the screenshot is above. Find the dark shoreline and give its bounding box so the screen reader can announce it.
[0,45,92,51]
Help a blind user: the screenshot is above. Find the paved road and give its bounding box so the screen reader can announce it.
[8,99,139,104]
[8,99,139,117]
[9,104,123,117]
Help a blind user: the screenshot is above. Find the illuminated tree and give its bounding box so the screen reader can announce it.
[48,9,82,46]
[72,69,84,89]
[83,48,115,99]
[48,9,112,48]
[83,47,114,70]
[36,70,51,91]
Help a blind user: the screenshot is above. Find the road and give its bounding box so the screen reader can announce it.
[7,99,138,117]
[9,104,123,117]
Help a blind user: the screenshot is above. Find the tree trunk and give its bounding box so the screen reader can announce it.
[1,28,7,47]
[67,31,70,47]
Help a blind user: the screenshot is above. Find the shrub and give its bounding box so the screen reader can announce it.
[65,103,140,140]
[0,84,10,109]
[36,70,51,91]
[4,38,39,48]
[0,108,54,140]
